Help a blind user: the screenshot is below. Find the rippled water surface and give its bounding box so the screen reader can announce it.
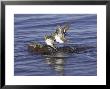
[14,14,97,76]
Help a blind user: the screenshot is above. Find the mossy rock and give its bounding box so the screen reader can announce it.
[28,42,56,54]
[28,42,93,55]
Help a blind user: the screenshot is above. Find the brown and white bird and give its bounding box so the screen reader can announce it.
[53,24,69,44]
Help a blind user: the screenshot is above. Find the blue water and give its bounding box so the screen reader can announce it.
[14,14,97,76]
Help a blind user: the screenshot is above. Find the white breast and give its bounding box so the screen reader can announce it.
[55,35,64,43]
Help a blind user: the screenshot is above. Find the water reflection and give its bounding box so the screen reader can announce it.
[43,52,67,76]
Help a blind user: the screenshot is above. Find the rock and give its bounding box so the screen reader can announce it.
[28,43,56,55]
[28,42,93,55]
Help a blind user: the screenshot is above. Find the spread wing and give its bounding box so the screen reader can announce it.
[56,25,63,33]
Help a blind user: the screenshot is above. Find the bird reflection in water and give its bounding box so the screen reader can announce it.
[44,52,67,76]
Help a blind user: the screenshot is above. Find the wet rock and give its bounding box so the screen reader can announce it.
[28,42,93,55]
[28,43,56,55]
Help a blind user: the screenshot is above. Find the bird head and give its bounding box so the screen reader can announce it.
[62,24,69,33]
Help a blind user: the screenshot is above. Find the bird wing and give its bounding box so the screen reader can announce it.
[60,34,66,41]
[56,25,63,33]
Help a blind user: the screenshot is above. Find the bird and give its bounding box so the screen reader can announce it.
[52,24,69,44]
[44,34,56,49]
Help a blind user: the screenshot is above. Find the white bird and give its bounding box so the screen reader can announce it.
[53,24,69,44]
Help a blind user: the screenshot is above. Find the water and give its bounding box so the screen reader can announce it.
[14,14,97,76]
